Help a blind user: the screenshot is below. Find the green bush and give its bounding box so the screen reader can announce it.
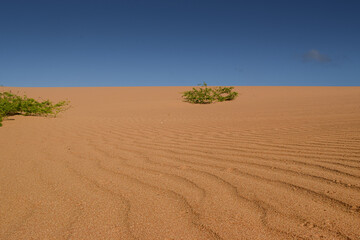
[182,82,238,104]
[0,91,69,127]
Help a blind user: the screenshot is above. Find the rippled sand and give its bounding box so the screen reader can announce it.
[1,86,359,240]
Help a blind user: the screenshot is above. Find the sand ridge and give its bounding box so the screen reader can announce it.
[1,86,360,239]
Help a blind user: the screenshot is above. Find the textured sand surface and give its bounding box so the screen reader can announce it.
[1,86,360,240]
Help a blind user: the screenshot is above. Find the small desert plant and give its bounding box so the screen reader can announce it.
[182,82,238,104]
[0,91,69,127]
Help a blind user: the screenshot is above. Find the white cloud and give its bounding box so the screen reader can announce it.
[303,49,331,63]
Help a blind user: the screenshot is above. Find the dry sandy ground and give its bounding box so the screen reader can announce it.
[0,86,360,240]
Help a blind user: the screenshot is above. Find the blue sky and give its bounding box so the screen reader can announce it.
[0,0,359,87]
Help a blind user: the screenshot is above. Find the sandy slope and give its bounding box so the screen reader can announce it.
[0,86,360,240]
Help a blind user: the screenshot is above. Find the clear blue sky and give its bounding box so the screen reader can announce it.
[1,0,359,87]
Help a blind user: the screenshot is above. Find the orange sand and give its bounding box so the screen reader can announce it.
[0,86,360,240]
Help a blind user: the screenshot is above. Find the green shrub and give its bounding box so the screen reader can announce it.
[182,82,238,104]
[0,91,69,127]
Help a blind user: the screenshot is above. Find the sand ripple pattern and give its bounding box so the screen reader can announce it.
[1,86,360,240]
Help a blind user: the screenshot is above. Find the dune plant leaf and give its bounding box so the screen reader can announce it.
[182,82,238,104]
[0,91,69,127]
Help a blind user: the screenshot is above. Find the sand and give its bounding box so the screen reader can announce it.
[0,86,359,240]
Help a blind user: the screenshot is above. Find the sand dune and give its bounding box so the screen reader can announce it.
[1,86,360,240]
